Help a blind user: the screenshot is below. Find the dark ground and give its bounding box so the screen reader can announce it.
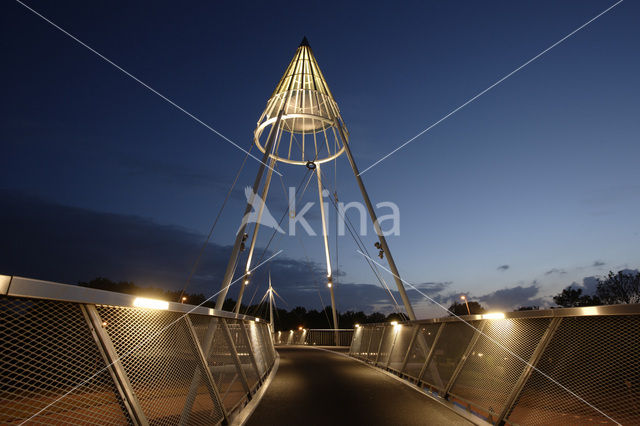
[246,347,474,426]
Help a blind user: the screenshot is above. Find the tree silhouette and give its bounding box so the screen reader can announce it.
[447,301,485,316]
[553,270,640,307]
[553,287,600,307]
[596,270,640,304]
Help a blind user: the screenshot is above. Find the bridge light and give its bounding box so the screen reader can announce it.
[181,296,187,302]
[327,282,332,288]
[244,279,250,285]
[133,297,169,310]
[390,321,398,326]
[298,326,303,331]
[355,324,360,328]
[255,318,260,322]
[482,312,505,320]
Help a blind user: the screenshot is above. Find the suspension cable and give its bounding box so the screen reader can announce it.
[290,133,401,314]
[178,142,255,301]
[274,167,333,327]
[317,167,403,314]
[241,165,316,313]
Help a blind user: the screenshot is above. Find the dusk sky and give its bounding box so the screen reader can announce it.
[2,1,639,319]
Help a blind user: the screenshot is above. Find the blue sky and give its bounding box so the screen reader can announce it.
[1,1,638,318]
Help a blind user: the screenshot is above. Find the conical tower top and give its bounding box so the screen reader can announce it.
[270,37,336,106]
[254,38,347,165]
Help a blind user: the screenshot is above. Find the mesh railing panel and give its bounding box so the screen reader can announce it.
[421,320,478,391]
[189,315,246,412]
[339,330,354,346]
[365,326,384,362]
[507,315,640,425]
[350,328,364,355]
[279,330,305,344]
[0,297,130,425]
[96,305,224,425]
[258,324,274,368]
[226,320,259,390]
[245,322,266,377]
[402,323,441,380]
[375,326,396,366]
[275,329,354,346]
[360,327,375,359]
[449,318,551,420]
[387,325,416,371]
[350,313,640,425]
[258,325,275,366]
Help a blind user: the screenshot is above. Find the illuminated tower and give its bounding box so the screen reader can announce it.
[216,38,417,342]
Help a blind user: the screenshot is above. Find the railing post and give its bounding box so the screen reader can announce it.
[385,325,402,369]
[220,319,252,396]
[179,316,228,426]
[418,322,445,384]
[495,317,563,425]
[81,305,148,426]
[399,325,420,375]
[444,321,486,395]
[180,316,221,421]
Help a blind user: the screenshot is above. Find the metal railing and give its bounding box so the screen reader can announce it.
[0,275,276,425]
[349,305,640,425]
[274,329,354,346]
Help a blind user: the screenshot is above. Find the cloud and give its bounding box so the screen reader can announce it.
[477,284,547,311]
[497,265,509,271]
[0,190,414,314]
[413,281,453,293]
[568,276,600,296]
[544,268,567,275]
[0,190,230,291]
[592,260,606,267]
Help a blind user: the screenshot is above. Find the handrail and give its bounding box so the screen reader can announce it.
[1,274,260,321]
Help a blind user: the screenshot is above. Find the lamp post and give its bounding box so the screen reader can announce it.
[460,295,471,315]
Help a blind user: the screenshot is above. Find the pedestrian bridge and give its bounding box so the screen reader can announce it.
[1,275,638,425]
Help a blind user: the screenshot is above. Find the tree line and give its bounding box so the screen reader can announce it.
[78,269,639,330]
[77,277,406,331]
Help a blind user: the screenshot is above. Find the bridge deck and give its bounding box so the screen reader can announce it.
[246,347,474,426]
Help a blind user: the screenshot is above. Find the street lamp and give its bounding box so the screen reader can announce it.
[460,295,471,315]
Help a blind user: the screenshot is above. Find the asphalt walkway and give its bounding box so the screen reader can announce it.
[246,347,474,426]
